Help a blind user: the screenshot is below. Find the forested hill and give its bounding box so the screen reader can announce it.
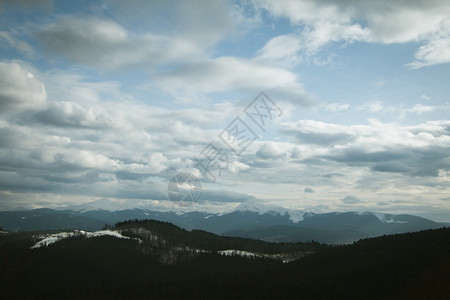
[0,220,449,299]
[114,218,324,256]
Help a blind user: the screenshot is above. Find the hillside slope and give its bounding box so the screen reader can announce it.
[0,220,449,299]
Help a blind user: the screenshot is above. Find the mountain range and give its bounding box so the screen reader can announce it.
[0,200,444,244]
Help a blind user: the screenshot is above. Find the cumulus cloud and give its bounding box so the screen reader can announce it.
[35,1,255,71]
[0,67,269,207]
[0,62,46,113]
[253,0,450,67]
[36,101,112,128]
[253,0,368,55]
[256,142,285,160]
[35,15,316,104]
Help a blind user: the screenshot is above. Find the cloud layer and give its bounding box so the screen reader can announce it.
[0,0,449,220]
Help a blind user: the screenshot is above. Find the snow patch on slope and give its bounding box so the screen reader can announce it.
[385,219,408,224]
[288,210,305,223]
[218,249,256,257]
[217,249,310,263]
[372,212,387,222]
[371,212,408,224]
[31,230,132,249]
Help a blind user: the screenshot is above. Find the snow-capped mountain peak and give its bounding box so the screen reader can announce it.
[234,199,281,213]
[232,200,305,223]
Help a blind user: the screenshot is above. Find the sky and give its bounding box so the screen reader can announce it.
[0,0,449,221]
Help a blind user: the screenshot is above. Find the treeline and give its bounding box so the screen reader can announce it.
[115,218,326,254]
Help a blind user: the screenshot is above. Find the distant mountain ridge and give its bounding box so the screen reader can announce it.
[0,200,444,244]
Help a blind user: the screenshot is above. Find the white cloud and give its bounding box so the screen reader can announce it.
[281,120,359,145]
[408,104,438,114]
[325,103,350,112]
[33,7,317,105]
[359,101,384,113]
[254,0,348,25]
[1,0,449,218]
[253,0,450,67]
[0,62,46,113]
[0,66,268,206]
[256,142,286,160]
[256,34,304,66]
[253,0,369,53]
[158,56,296,91]
[35,1,258,71]
[36,101,112,128]
[282,119,450,177]
[302,20,368,54]
[228,160,251,173]
[156,56,315,104]
[253,0,369,56]
[105,0,240,46]
[407,20,450,68]
[421,94,431,101]
[398,103,450,119]
[37,16,203,70]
